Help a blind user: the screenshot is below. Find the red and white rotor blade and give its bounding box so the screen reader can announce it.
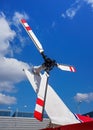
[57,63,76,72]
[34,71,49,121]
[20,19,44,54]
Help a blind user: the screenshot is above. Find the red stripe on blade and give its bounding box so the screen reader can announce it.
[70,66,76,72]
[36,98,44,106]
[21,19,26,23]
[26,26,31,31]
[70,66,73,71]
[34,111,43,121]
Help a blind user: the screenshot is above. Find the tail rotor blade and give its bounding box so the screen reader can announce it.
[57,63,76,72]
[20,19,44,54]
[34,71,49,121]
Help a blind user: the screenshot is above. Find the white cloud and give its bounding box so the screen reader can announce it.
[0,11,29,57]
[0,57,30,83]
[61,0,93,19]
[0,81,15,93]
[13,12,29,26]
[61,0,82,19]
[0,57,30,104]
[84,0,93,7]
[0,11,30,105]
[0,93,16,105]
[66,6,80,19]
[74,92,93,102]
[0,13,16,56]
[0,12,30,88]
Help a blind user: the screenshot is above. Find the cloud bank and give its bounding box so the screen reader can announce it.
[0,12,30,105]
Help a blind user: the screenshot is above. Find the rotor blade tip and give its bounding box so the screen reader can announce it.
[71,66,76,72]
[21,19,26,23]
[34,111,43,121]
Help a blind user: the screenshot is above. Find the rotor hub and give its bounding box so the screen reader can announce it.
[43,58,56,72]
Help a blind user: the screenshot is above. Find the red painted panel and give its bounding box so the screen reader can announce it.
[42,121,93,130]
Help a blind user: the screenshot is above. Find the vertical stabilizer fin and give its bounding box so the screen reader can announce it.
[24,69,80,125]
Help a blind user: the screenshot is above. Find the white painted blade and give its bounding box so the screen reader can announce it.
[24,69,80,125]
[20,19,44,54]
[57,63,76,72]
[34,72,49,121]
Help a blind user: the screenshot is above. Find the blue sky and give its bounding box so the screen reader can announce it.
[0,0,93,115]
